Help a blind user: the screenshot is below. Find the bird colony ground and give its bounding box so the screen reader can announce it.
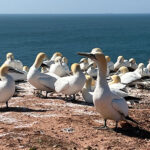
[0,82,150,150]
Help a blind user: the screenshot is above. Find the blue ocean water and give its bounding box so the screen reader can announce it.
[0,14,150,67]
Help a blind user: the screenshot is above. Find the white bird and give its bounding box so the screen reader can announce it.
[86,62,97,79]
[129,58,138,70]
[88,48,103,65]
[23,66,29,73]
[82,75,94,103]
[147,59,150,72]
[105,56,114,72]
[55,63,86,97]
[43,52,62,67]
[41,66,49,73]
[27,52,59,92]
[139,63,150,77]
[2,53,27,81]
[61,57,70,75]
[3,52,23,71]
[109,75,126,90]
[120,63,144,84]
[49,56,69,77]
[83,74,139,104]
[117,66,129,78]
[79,58,89,71]
[78,51,137,129]
[0,65,23,108]
[114,56,130,71]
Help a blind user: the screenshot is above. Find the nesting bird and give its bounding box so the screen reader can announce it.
[43,52,62,67]
[109,75,126,90]
[49,56,69,77]
[4,52,23,71]
[114,56,130,71]
[3,53,27,81]
[129,58,138,70]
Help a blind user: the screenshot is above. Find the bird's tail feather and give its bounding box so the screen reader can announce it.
[125,116,138,125]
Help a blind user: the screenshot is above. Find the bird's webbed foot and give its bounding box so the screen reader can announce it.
[94,119,110,130]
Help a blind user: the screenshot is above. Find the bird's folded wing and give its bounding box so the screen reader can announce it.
[38,76,54,91]
[112,98,128,116]
[55,79,69,93]
[111,88,128,97]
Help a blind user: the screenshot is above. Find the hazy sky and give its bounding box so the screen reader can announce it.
[0,0,150,14]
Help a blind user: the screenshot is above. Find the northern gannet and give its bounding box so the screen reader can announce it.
[86,62,97,79]
[117,66,129,77]
[55,63,86,96]
[82,75,93,104]
[43,52,62,67]
[119,66,143,84]
[129,58,138,70]
[23,66,29,73]
[79,58,89,71]
[0,65,23,108]
[114,56,130,71]
[41,66,49,73]
[109,75,126,90]
[49,56,69,77]
[78,52,137,128]
[62,57,70,75]
[88,48,103,65]
[105,56,114,72]
[147,59,150,72]
[4,52,23,71]
[27,52,59,92]
[3,53,26,81]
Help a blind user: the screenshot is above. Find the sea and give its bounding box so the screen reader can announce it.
[0,14,150,67]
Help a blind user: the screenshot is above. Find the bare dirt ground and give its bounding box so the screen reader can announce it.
[0,82,150,150]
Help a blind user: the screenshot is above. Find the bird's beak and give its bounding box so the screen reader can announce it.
[41,63,49,68]
[77,52,96,60]
[8,67,24,74]
[79,60,84,64]
[115,70,120,75]
[86,63,94,70]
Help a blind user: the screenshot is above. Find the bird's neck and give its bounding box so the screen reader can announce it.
[33,59,41,69]
[0,74,11,81]
[85,81,92,90]
[96,63,108,88]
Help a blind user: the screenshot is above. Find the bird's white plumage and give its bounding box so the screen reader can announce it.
[120,63,144,84]
[27,53,59,92]
[0,66,15,106]
[78,52,129,123]
[82,75,94,103]
[4,53,23,71]
[109,83,126,90]
[49,56,69,77]
[55,64,86,95]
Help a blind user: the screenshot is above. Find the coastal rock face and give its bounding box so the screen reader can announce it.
[0,82,150,149]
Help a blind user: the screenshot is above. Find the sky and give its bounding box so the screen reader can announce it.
[0,0,150,14]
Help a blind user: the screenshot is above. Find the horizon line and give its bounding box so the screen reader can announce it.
[0,13,150,15]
